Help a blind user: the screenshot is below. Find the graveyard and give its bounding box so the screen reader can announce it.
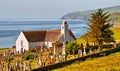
[0,9,120,71]
[52,50,120,71]
[0,40,120,71]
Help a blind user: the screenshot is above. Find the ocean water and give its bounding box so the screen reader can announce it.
[0,20,88,48]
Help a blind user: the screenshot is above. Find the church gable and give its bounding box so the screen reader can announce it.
[58,29,76,42]
[69,29,76,40]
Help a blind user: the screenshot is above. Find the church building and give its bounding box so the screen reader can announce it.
[16,21,76,53]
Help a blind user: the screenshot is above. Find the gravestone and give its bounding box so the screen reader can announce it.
[83,47,86,56]
[0,63,3,71]
[10,65,13,71]
[1,63,4,71]
[89,48,93,54]
[19,60,23,71]
[3,52,6,57]
[62,42,66,55]
[78,49,83,57]
[58,55,61,62]
[53,45,56,55]
[23,62,27,71]
[113,42,117,48]
[38,51,42,66]
[50,55,54,64]
[6,62,10,71]
[26,61,31,71]
[14,60,20,71]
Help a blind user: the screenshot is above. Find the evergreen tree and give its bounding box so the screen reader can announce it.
[88,9,114,51]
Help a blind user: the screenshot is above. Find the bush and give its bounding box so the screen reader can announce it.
[22,53,35,60]
[29,48,35,52]
[49,53,53,56]
[65,41,80,54]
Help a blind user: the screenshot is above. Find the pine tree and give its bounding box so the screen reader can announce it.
[88,9,114,51]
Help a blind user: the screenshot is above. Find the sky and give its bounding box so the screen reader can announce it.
[0,0,120,20]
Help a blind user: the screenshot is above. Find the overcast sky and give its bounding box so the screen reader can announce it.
[0,0,120,20]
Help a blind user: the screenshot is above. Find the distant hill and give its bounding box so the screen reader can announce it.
[61,5,120,20]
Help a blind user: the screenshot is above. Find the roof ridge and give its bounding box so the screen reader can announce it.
[22,29,61,32]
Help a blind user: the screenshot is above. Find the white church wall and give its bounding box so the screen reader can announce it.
[16,32,29,53]
[45,42,53,47]
[29,42,53,48]
[29,42,45,48]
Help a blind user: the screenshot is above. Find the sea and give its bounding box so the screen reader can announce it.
[0,20,88,48]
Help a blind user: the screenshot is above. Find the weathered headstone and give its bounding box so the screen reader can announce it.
[89,48,93,54]
[15,60,20,71]
[53,45,56,55]
[78,49,83,57]
[62,42,66,55]
[2,63,4,71]
[6,62,10,71]
[10,65,13,71]
[0,63,3,71]
[38,51,42,66]
[50,55,53,64]
[3,52,6,57]
[23,62,27,71]
[19,60,23,71]
[113,42,117,48]
[27,61,31,71]
[83,47,86,56]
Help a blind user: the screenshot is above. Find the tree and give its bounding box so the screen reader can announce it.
[65,41,80,55]
[88,9,114,51]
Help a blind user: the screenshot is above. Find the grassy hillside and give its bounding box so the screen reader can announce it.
[52,51,120,71]
[111,28,120,40]
[77,28,120,45]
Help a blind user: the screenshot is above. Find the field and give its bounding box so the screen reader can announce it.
[52,51,120,71]
[111,28,120,41]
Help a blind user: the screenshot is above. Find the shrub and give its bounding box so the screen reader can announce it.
[29,48,35,52]
[22,53,35,60]
[65,41,80,55]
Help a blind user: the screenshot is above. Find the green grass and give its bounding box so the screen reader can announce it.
[111,28,120,40]
[52,51,120,71]
[0,48,9,54]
